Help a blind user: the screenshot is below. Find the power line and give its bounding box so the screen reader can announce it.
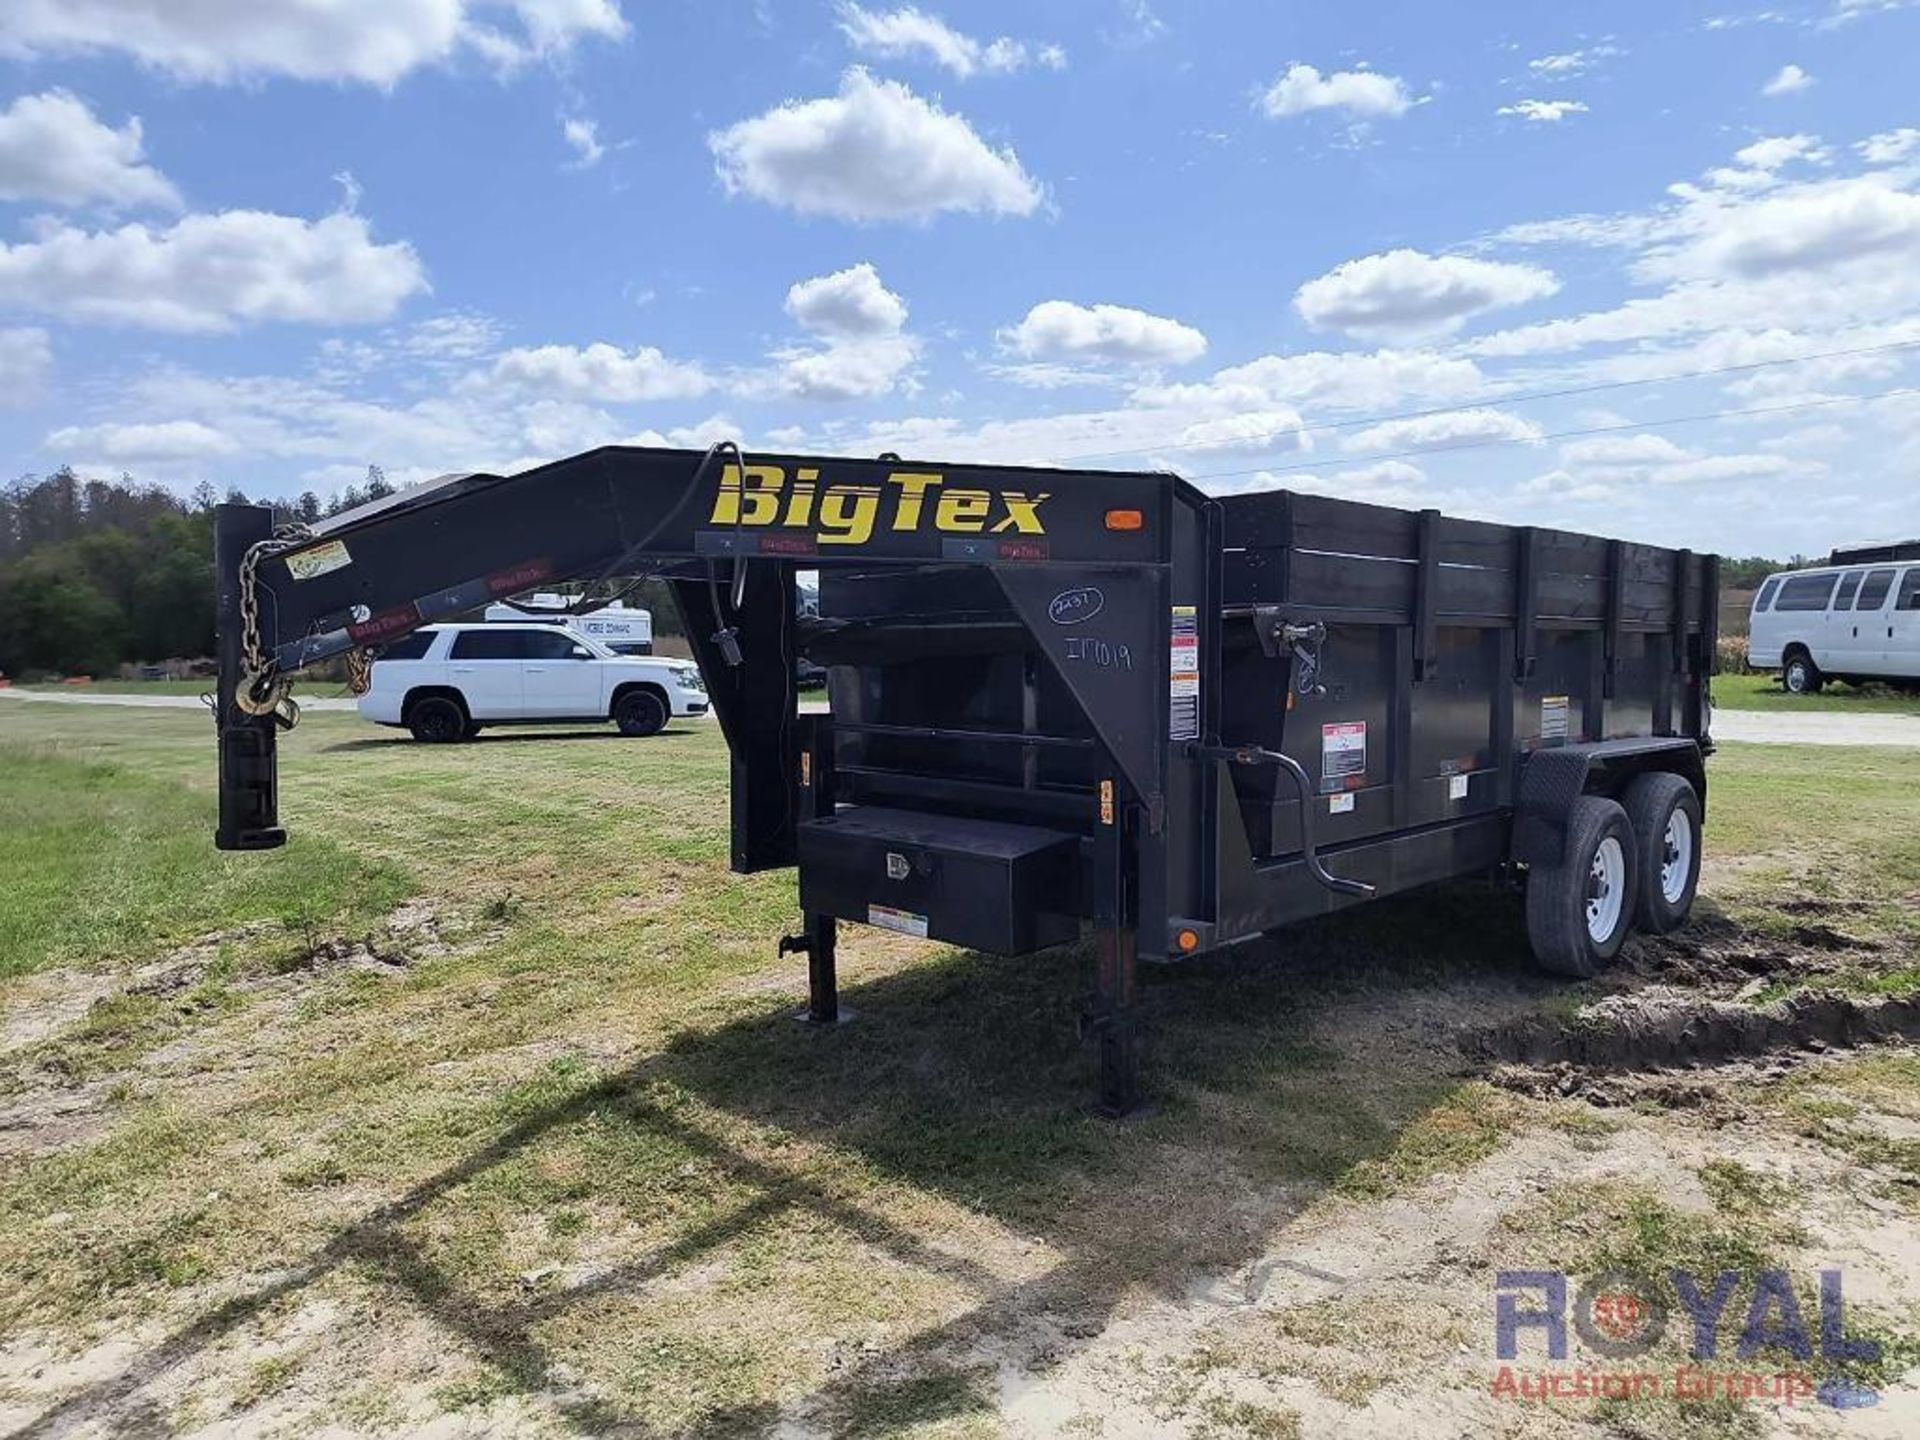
[1182,384,1920,486]
[1054,336,1920,465]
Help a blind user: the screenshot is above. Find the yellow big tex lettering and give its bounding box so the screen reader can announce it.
[709,466,1049,546]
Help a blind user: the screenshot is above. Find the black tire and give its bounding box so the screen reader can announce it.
[1525,795,1639,978]
[406,695,468,744]
[613,688,668,737]
[1621,772,1702,936]
[1782,650,1824,695]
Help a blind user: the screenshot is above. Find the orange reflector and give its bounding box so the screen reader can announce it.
[1176,928,1200,954]
[1104,508,1145,532]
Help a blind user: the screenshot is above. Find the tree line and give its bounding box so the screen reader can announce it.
[0,466,691,678]
[0,467,397,678]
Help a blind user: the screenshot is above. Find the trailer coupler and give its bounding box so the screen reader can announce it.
[1186,743,1376,899]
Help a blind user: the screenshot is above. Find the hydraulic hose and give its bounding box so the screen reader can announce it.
[1189,743,1377,898]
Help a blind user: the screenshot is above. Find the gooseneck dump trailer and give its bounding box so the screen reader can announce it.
[214,447,1718,1113]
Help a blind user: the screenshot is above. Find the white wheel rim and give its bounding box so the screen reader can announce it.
[1587,836,1625,944]
[1660,811,1693,905]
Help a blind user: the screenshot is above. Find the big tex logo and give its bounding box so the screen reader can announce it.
[708,464,1050,547]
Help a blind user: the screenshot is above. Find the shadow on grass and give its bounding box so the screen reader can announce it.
[8,881,1550,1438]
[318,728,702,754]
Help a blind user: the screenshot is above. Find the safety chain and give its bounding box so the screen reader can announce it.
[229,522,374,725]
[345,646,373,696]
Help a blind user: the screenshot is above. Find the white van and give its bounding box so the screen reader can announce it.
[482,594,653,654]
[1748,562,1920,693]
[359,624,708,741]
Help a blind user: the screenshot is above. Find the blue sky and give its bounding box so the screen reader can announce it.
[3,1,1919,557]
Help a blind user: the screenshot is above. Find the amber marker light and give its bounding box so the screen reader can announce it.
[1104,508,1145,531]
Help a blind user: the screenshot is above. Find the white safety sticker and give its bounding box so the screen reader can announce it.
[285,539,352,581]
[1169,605,1200,740]
[1328,792,1355,815]
[1321,721,1367,791]
[1449,773,1470,802]
[868,904,928,939]
[1541,695,1571,743]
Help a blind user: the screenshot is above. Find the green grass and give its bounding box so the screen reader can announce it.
[3,704,1919,1432]
[0,748,411,980]
[1702,741,1920,959]
[1713,670,1920,715]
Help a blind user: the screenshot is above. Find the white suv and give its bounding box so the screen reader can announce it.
[358,624,709,742]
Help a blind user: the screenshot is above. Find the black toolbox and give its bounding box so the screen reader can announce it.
[797,805,1081,955]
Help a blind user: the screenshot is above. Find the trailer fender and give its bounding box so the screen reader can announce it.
[1512,738,1706,868]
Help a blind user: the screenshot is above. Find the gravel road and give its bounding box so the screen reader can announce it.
[1710,708,1920,748]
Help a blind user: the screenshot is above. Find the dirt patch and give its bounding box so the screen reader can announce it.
[1611,911,1894,995]
[0,970,116,1059]
[1468,990,1920,1073]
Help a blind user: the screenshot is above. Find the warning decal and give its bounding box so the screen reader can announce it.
[1541,695,1571,743]
[1170,605,1200,740]
[1321,721,1367,792]
[868,904,929,939]
[285,539,351,581]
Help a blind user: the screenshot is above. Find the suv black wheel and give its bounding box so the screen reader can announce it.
[613,689,668,737]
[406,695,468,743]
[1525,794,1639,978]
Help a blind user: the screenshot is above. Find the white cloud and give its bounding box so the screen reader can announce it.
[1343,408,1545,454]
[835,5,1061,78]
[1260,63,1414,120]
[776,263,918,399]
[1294,249,1559,341]
[1645,179,1920,283]
[1762,63,1813,96]
[1137,348,1487,415]
[1465,140,1920,363]
[0,90,180,211]
[0,327,51,407]
[1859,128,1920,165]
[775,334,919,400]
[1523,431,1816,502]
[785,262,907,338]
[1168,409,1309,456]
[486,342,714,401]
[560,115,604,168]
[708,69,1043,222]
[400,312,502,360]
[1498,99,1589,123]
[46,418,239,462]
[0,1,627,87]
[0,211,426,331]
[1733,133,1827,172]
[999,300,1207,366]
[980,361,1121,390]
[1527,46,1622,76]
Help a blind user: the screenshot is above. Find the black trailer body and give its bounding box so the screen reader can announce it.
[213,446,1717,1112]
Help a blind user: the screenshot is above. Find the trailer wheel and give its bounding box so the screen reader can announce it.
[1782,649,1824,695]
[406,695,468,744]
[1526,795,1639,977]
[1621,772,1701,935]
[613,688,668,737]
